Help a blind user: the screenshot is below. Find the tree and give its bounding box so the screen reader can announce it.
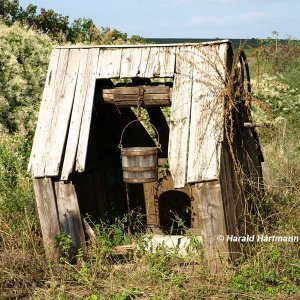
[0,0,21,25]
[68,18,100,43]
[34,8,69,42]
[0,0,146,44]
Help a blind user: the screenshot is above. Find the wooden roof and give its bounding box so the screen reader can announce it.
[28,41,230,188]
[56,40,230,49]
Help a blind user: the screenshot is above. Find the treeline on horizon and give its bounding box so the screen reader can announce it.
[0,0,145,44]
[146,38,258,49]
[2,0,298,49]
[146,38,300,49]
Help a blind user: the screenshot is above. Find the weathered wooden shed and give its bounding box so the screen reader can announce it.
[28,40,263,265]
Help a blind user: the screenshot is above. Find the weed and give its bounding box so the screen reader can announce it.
[56,232,73,261]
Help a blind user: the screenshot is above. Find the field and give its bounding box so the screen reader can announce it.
[0,24,299,299]
[146,38,261,49]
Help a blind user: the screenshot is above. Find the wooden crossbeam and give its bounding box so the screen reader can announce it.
[100,84,172,107]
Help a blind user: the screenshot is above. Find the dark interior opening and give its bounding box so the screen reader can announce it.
[158,190,191,234]
[72,78,177,231]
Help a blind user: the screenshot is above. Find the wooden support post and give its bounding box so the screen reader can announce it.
[33,177,61,260]
[219,142,241,263]
[192,181,229,271]
[190,189,202,235]
[146,107,169,158]
[143,181,161,233]
[54,180,86,255]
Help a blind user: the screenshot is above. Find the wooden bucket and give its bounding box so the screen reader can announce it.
[119,120,160,184]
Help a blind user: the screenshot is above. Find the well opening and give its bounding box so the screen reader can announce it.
[72,78,175,230]
[158,190,192,235]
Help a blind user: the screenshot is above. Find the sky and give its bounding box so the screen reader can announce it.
[18,0,300,39]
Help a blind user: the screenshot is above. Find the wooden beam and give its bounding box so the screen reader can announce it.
[146,107,169,157]
[54,181,86,256]
[192,181,229,271]
[33,178,61,260]
[100,85,172,107]
[219,140,241,263]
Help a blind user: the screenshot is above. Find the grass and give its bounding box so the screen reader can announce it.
[0,180,299,299]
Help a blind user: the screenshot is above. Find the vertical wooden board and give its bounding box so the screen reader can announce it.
[120,48,142,78]
[28,49,60,174]
[147,107,169,158]
[192,181,228,268]
[97,48,122,78]
[138,47,151,77]
[143,47,160,77]
[29,49,63,177]
[33,178,60,259]
[219,142,241,262]
[143,182,159,228]
[168,46,194,188]
[60,49,92,180]
[143,167,173,231]
[33,49,70,177]
[187,44,228,183]
[96,49,104,77]
[44,49,81,176]
[54,181,85,251]
[76,48,100,172]
[159,47,176,77]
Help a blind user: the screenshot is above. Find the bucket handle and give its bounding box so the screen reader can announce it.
[118,119,161,150]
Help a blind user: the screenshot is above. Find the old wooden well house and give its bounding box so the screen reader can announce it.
[28,41,263,263]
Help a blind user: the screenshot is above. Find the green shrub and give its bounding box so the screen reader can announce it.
[250,34,300,122]
[0,132,34,221]
[231,245,299,297]
[0,22,53,134]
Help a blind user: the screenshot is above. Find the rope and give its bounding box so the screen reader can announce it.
[118,119,161,150]
[137,86,146,120]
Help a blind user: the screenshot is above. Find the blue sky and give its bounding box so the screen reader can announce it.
[19,0,300,39]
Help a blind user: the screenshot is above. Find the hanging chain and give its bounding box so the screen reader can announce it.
[137,86,146,120]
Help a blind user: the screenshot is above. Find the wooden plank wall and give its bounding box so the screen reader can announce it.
[74,49,100,174]
[168,44,228,188]
[29,43,230,187]
[61,49,99,179]
[28,49,60,175]
[168,46,194,188]
[33,178,61,259]
[187,44,228,183]
[45,49,81,176]
[54,181,86,253]
[144,159,202,234]
[34,177,85,259]
[29,45,179,179]
[192,181,229,268]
